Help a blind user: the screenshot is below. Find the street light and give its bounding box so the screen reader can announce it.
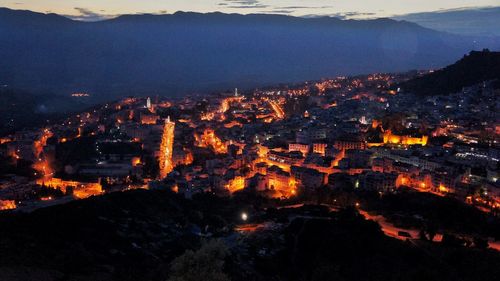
[241,212,248,221]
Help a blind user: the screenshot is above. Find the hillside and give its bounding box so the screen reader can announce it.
[0,8,499,103]
[0,190,243,280]
[0,190,499,281]
[398,50,500,96]
[0,87,91,134]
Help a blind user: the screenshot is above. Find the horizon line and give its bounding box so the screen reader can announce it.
[1,5,499,22]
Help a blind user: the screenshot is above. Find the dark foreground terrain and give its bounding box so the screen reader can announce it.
[0,189,499,281]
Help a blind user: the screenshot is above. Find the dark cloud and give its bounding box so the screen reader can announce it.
[342,11,377,18]
[302,11,377,19]
[279,5,334,10]
[228,5,269,9]
[219,0,269,9]
[260,9,295,15]
[275,6,310,10]
[218,1,337,15]
[257,4,335,15]
[66,7,114,21]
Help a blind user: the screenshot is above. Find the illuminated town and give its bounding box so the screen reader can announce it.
[1,46,499,281]
[0,67,498,224]
[1,0,500,278]
[3,71,498,209]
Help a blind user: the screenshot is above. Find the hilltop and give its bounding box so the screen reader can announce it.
[399,50,500,96]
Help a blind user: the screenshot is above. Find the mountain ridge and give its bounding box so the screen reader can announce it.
[0,8,426,25]
[0,7,499,103]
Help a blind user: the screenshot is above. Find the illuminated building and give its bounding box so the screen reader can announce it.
[330,148,345,167]
[0,137,13,145]
[369,120,428,147]
[431,168,457,192]
[254,162,268,175]
[288,143,310,156]
[267,150,304,171]
[0,200,16,211]
[172,147,194,166]
[140,112,159,125]
[382,130,428,146]
[159,117,175,179]
[438,184,449,193]
[395,174,409,187]
[334,139,366,150]
[37,178,102,199]
[225,176,245,193]
[266,165,292,195]
[132,157,142,166]
[395,173,433,191]
[312,143,327,156]
[195,129,227,154]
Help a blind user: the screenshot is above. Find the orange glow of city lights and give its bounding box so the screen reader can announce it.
[159,117,175,179]
[226,176,245,193]
[132,157,142,166]
[195,129,227,154]
[438,184,449,193]
[0,200,16,211]
[37,178,102,199]
[383,130,428,146]
[267,99,285,119]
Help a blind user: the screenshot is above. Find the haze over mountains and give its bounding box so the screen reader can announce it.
[394,7,500,37]
[0,8,499,103]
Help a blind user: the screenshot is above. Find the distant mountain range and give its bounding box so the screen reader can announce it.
[0,8,499,103]
[394,7,500,37]
[398,50,500,96]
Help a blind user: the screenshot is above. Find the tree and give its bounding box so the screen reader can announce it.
[419,229,428,241]
[425,222,438,241]
[167,239,230,281]
[473,237,489,249]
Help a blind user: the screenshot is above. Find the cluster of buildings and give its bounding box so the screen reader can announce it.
[0,73,498,212]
